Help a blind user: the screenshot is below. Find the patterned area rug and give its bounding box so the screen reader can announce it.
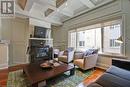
[7,69,93,87]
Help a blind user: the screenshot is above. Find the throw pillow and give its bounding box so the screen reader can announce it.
[85,49,98,56]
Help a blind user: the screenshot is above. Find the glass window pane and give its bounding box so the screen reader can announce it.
[76,28,101,51]
[103,24,121,53]
[77,31,86,50]
[68,31,76,49]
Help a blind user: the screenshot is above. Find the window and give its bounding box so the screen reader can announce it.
[76,28,101,51]
[77,31,86,49]
[79,41,85,47]
[85,28,101,50]
[68,19,122,54]
[68,31,76,49]
[110,39,120,48]
[103,24,121,53]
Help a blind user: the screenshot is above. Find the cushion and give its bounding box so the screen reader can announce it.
[67,47,74,52]
[106,66,130,81]
[53,49,59,54]
[63,51,68,56]
[58,56,67,62]
[85,49,98,56]
[63,47,74,56]
[74,51,84,59]
[96,73,130,87]
[74,59,84,68]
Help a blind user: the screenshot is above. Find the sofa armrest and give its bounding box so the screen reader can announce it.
[84,54,98,69]
[67,51,75,62]
[112,58,130,71]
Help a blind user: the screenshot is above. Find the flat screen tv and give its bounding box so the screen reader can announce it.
[34,26,47,38]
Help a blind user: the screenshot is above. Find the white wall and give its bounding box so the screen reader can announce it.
[52,0,130,69]
[29,18,51,28]
[1,17,29,66]
[0,17,53,67]
[0,44,9,69]
[121,0,130,59]
[0,17,1,39]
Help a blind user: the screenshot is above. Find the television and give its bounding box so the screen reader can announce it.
[34,26,47,38]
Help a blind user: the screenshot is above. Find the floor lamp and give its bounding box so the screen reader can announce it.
[115,36,123,44]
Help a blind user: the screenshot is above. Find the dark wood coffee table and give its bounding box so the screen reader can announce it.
[23,60,75,87]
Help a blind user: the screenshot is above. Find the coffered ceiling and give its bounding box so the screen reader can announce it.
[16,0,115,25]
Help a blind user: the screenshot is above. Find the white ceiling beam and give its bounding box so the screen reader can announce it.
[39,0,56,7]
[59,9,73,17]
[29,18,51,28]
[56,2,74,17]
[79,0,95,8]
[45,17,63,25]
[59,11,73,17]
[15,4,29,16]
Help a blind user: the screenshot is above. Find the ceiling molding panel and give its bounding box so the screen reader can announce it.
[17,0,27,10]
[79,0,95,8]
[45,8,54,17]
[56,0,67,8]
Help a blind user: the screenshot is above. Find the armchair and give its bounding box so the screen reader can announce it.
[74,49,98,70]
[58,47,75,63]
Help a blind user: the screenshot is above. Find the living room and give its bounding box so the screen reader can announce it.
[0,0,130,87]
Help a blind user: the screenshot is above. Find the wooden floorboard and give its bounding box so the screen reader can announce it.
[77,68,105,87]
[0,64,105,87]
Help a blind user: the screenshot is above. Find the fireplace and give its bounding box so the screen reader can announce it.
[28,26,53,63]
[28,40,53,63]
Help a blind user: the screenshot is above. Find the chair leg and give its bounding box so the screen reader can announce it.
[74,64,76,68]
[92,67,96,71]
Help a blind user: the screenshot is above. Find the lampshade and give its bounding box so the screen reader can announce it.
[115,36,123,43]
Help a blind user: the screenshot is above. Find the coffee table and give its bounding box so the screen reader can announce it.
[23,60,75,87]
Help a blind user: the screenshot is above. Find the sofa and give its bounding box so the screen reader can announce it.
[87,58,130,87]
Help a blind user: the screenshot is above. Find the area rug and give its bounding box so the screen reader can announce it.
[7,69,93,87]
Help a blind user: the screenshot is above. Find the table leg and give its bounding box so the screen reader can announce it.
[23,70,25,74]
[32,83,38,87]
[70,68,75,76]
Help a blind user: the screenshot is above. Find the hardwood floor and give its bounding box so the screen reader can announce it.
[77,68,105,87]
[0,64,27,87]
[0,64,105,87]
[0,69,8,87]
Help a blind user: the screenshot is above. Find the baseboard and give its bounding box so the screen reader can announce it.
[96,63,110,70]
[0,63,8,69]
[9,61,28,67]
